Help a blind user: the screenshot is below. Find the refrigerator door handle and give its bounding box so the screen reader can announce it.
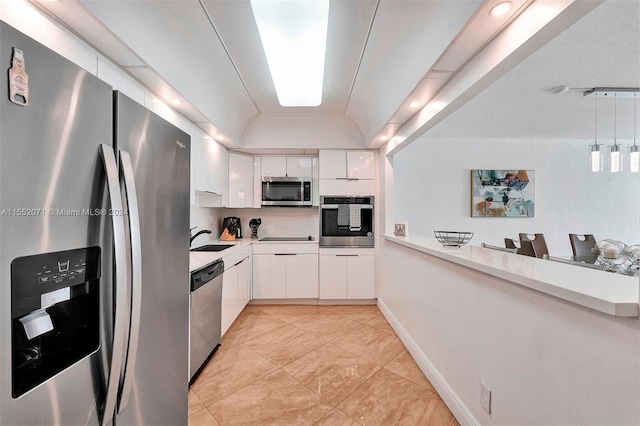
[99,145,129,426]
[117,150,143,413]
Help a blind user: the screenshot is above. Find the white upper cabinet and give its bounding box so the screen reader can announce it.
[346,151,375,179]
[261,157,287,177]
[253,157,262,208]
[261,156,313,178]
[319,150,375,180]
[195,133,228,207]
[319,151,348,179]
[228,152,254,208]
[286,157,313,177]
[319,150,375,196]
[312,157,319,206]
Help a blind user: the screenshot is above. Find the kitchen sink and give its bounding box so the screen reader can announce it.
[190,244,234,252]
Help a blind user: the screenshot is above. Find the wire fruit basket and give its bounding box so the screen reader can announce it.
[434,231,474,247]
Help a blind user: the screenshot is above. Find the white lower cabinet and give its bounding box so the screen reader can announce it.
[221,264,238,335]
[285,254,319,298]
[221,251,251,336]
[252,255,286,298]
[319,249,374,299]
[252,244,319,299]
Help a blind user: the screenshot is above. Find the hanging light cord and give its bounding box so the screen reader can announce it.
[634,93,638,147]
[614,93,618,147]
[594,92,598,145]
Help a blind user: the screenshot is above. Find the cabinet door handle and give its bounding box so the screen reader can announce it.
[336,254,358,257]
[274,253,297,256]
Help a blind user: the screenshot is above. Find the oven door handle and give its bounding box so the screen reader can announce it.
[321,204,373,209]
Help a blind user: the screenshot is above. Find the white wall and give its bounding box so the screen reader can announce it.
[216,207,319,240]
[242,115,365,150]
[189,206,318,243]
[378,239,640,425]
[393,137,640,256]
[189,205,224,243]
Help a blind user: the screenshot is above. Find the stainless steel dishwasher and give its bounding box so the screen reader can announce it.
[189,259,224,384]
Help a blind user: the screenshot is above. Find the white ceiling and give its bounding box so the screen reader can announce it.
[202,0,378,115]
[425,0,640,140]
[31,0,634,149]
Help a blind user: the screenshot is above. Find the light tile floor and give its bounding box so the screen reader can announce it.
[189,305,459,426]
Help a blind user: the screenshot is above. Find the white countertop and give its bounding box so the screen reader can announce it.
[189,237,318,272]
[384,234,640,318]
[189,239,251,272]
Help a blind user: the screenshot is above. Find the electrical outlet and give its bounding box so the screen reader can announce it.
[394,221,408,236]
[481,382,491,414]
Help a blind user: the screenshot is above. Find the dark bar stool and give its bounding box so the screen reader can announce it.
[519,233,548,258]
[569,234,598,263]
[505,238,537,257]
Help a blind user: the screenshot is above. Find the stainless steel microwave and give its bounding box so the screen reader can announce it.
[261,177,312,207]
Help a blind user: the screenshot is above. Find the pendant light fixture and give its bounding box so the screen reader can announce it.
[589,92,603,172]
[630,93,639,173]
[585,87,640,173]
[609,93,623,173]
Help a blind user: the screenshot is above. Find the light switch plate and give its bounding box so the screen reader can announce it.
[481,382,491,413]
[394,221,408,236]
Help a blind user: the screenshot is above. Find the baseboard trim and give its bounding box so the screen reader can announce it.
[377,298,479,426]
[318,299,377,306]
[248,299,377,306]
[249,298,318,305]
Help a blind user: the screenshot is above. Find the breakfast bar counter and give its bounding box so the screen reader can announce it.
[383,234,639,317]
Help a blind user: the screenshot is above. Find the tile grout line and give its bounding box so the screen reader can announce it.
[191,341,279,409]
[189,305,449,425]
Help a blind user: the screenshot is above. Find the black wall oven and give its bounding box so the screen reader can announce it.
[320,196,374,247]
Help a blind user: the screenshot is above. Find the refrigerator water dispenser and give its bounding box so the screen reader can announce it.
[11,247,101,398]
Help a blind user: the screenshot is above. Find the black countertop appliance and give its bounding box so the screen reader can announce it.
[222,217,242,239]
[249,218,261,239]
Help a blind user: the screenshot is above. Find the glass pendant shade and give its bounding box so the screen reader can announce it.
[609,144,623,173]
[630,145,640,173]
[589,144,604,172]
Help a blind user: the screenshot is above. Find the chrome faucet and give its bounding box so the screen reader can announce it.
[190,227,212,246]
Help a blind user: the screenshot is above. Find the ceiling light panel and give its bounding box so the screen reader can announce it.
[251,0,329,107]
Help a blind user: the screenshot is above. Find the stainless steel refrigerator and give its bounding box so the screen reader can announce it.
[0,21,191,425]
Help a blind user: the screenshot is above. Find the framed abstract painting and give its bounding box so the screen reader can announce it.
[471,170,535,217]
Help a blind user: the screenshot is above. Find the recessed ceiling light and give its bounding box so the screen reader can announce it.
[170,98,182,106]
[550,85,570,95]
[431,101,446,111]
[489,1,512,17]
[409,101,420,107]
[251,0,329,107]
